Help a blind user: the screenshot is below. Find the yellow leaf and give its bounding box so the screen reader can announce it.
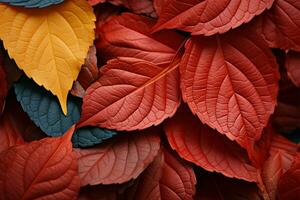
[0,0,95,114]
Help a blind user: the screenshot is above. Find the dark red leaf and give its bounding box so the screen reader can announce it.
[165,106,259,182]
[77,57,180,131]
[285,51,300,87]
[76,129,160,186]
[180,27,279,153]
[195,173,261,200]
[132,148,196,200]
[152,0,274,35]
[0,126,80,200]
[273,102,300,132]
[96,13,185,65]
[0,51,7,115]
[254,0,300,51]
[278,155,300,200]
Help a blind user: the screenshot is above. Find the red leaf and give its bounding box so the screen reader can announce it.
[273,102,300,132]
[152,0,274,35]
[95,4,121,35]
[71,46,99,98]
[165,106,259,182]
[132,148,196,200]
[77,57,180,131]
[76,129,161,186]
[96,13,185,65]
[195,173,261,200]
[254,0,300,51]
[88,0,105,6]
[259,134,298,200]
[278,155,300,200]
[0,126,80,200]
[285,51,300,87]
[180,27,279,153]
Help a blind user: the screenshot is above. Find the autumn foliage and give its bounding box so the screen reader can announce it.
[0,0,299,199]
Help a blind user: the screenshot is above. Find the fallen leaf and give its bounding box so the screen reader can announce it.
[96,13,185,66]
[152,0,274,35]
[72,126,117,148]
[0,0,95,114]
[165,106,259,182]
[132,148,196,200]
[0,126,80,200]
[0,0,64,8]
[76,129,160,186]
[14,78,81,137]
[77,57,180,131]
[180,27,279,153]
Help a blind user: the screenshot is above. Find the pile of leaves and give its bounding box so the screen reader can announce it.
[0,0,300,199]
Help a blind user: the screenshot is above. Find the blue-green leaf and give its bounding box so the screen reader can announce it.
[14,77,81,137]
[0,0,63,8]
[72,127,117,148]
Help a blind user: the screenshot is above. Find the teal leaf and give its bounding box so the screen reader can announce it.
[14,77,81,137]
[72,127,117,148]
[0,0,63,8]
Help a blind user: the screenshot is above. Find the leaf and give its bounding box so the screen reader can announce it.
[273,102,300,132]
[96,13,185,65]
[0,0,95,114]
[75,129,161,186]
[131,148,196,200]
[278,155,300,200]
[77,57,180,131]
[180,27,279,153]
[14,77,81,137]
[165,106,259,182]
[95,3,121,32]
[0,0,63,8]
[152,0,274,35]
[0,52,7,115]
[254,0,300,51]
[195,173,261,200]
[0,126,80,200]
[72,126,117,148]
[259,134,298,200]
[285,51,300,87]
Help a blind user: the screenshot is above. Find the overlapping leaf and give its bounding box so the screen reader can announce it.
[180,27,279,153]
[278,155,300,200]
[72,127,117,148]
[152,0,274,35]
[14,78,81,137]
[285,51,300,87]
[0,0,95,114]
[131,148,196,200]
[76,129,160,186]
[254,0,300,51]
[0,54,7,115]
[78,57,180,131]
[0,127,80,200]
[165,106,259,182]
[0,0,63,8]
[96,13,185,66]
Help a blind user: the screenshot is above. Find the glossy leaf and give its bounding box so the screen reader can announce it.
[0,0,63,8]
[165,106,259,182]
[0,126,80,200]
[285,51,300,87]
[0,0,95,114]
[180,28,279,152]
[76,130,160,186]
[152,0,274,35]
[254,0,300,51]
[196,173,261,200]
[96,13,185,65]
[78,57,180,131]
[72,126,117,148]
[132,148,196,200]
[278,155,300,200]
[259,134,298,200]
[14,78,81,137]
